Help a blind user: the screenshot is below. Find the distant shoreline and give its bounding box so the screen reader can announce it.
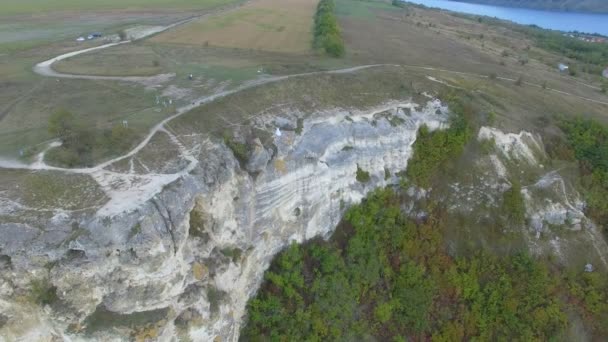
[446,0,608,14]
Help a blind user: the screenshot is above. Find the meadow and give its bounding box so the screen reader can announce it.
[152,0,318,53]
[1,0,243,16]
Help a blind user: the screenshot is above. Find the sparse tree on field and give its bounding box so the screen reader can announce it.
[48,109,77,143]
[118,30,127,41]
[515,76,523,86]
[542,81,547,89]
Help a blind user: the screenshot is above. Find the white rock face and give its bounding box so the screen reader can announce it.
[474,127,608,269]
[0,99,449,341]
[478,126,544,164]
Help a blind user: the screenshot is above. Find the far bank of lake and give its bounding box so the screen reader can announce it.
[405,0,608,36]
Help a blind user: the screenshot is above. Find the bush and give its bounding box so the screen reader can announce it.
[502,179,526,225]
[30,278,58,306]
[406,96,471,187]
[46,110,137,167]
[223,132,249,164]
[356,165,371,183]
[118,30,127,41]
[48,109,77,142]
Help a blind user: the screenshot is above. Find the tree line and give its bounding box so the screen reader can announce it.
[314,0,345,57]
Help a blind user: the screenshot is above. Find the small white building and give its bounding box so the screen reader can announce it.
[558,63,569,72]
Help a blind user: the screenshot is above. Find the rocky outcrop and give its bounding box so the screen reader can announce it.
[0,99,450,341]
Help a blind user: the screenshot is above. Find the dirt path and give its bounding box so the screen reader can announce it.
[4,60,606,174]
[1,64,387,173]
[11,6,607,175]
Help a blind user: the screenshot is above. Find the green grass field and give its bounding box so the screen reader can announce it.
[1,0,243,16]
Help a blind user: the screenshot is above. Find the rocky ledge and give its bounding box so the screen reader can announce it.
[0,98,450,341]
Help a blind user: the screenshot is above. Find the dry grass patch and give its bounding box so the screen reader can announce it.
[152,0,318,54]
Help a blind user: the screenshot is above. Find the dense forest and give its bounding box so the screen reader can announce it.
[448,0,608,13]
[241,187,607,340]
[241,96,608,340]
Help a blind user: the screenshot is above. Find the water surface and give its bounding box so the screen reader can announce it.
[405,0,608,35]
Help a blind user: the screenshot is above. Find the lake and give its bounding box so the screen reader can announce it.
[404,0,608,36]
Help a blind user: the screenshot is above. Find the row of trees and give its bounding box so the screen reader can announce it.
[47,109,136,167]
[314,0,345,57]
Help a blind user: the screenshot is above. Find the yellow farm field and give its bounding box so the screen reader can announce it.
[152,0,318,54]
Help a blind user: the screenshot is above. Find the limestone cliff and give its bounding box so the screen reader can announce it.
[0,99,450,341]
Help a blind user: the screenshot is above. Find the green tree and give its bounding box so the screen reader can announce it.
[502,179,526,225]
[48,109,77,143]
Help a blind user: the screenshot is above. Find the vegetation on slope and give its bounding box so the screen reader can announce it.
[406,95,471,187]
[314,0,345,57]
[242,98,608,340]
[242,185,608,340]
[561,118,608,236]
[521,28,608,75]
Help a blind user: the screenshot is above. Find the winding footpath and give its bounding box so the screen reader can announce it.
[1,13,607,174]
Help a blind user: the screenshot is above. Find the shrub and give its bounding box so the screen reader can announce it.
[223,132,249,164]
[118,30,127,41]
[406,97,471,187]
[356,165,371,183]
[502,180,526,225]
[30,278,58,306]
[46,111,137,167]
[48,109,77,142]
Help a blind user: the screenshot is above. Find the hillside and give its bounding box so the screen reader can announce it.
[448,0,608,13]
[1,0,608,341]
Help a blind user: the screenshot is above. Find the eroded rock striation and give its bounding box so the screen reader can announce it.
[0,99,450,341]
